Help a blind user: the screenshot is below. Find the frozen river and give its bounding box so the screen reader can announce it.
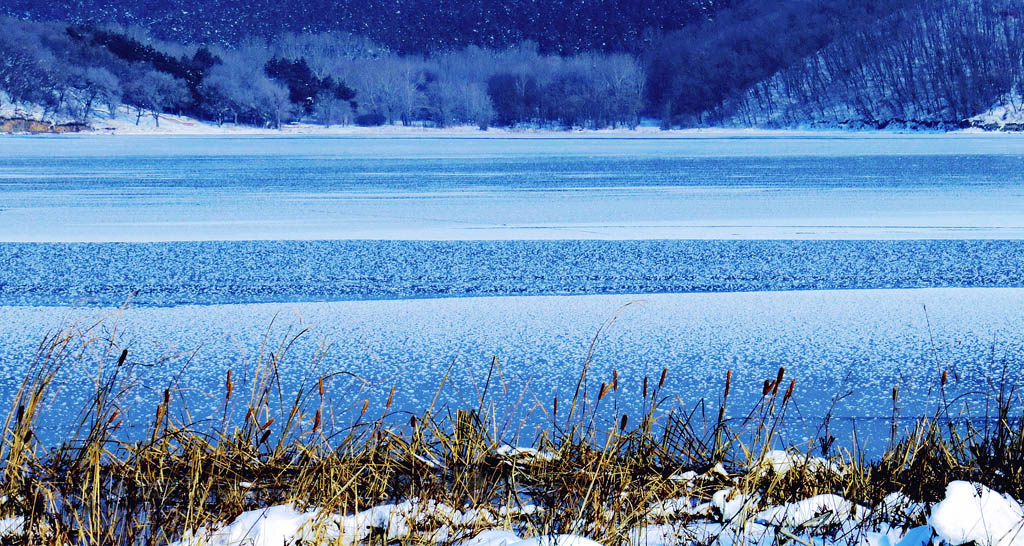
[2,134,1024,241]
[1,133,1024,446]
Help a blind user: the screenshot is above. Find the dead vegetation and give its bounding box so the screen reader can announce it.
[0,321,1021,545]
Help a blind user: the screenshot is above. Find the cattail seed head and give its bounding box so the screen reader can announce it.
[598,382,609,401]
[659,368,668,389]
[313,409,321,431]
[724,370,732,399]
[361,400,369,415]
[612,370,618,391]
[941,370,948,387]
[643,377,648,398]
[762,380,772,396]
[783,379,795,403]
[386,386,395,410]
[772,367,785,395]
[620,414,628,431]
[553,397,558,416]
[892,386,899,402]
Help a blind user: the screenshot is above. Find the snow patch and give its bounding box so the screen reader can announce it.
[930,481,1024,546]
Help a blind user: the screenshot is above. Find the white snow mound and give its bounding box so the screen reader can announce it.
[930,481,1024,546]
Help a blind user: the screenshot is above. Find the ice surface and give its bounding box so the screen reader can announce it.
[2,134,1023,448]
[3,135,1024,241]
[3,240,1023,307]
[1,288,1022,447]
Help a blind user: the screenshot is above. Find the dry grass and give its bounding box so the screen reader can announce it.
[0,323,1021,545]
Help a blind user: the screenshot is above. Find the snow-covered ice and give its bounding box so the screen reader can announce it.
[2,240,1023,307]
[1,287,1022,448]
[1,134,1023,447]
[2,135,1024,241]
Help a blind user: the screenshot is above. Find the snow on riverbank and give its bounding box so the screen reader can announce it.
[162,477,1023,546]
[6,100,1024,137]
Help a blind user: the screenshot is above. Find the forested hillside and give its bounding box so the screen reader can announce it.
[722,0,1024,128]
[0,0,727,53]
[1,0,1022,131]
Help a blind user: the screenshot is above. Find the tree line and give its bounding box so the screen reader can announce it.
[2,0,1023,130]
[0,19,645,129]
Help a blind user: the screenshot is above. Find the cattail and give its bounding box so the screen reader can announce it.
[659,368,668,389]
[386,386,395,410]
[117,349,128,366]
[553,397,558,417]
[620,414,628,431]
[772,367,785,396]
[155,404,166,427]
[724,369,732,400]
[262,418,275,430]
[318,376,324,397]
[163,388,170,406]
[612,370,618,391]
[941,369,948,387]
[762,380,772,396]
[107,409,119,425]
[361,400,369,415]
[112,420,122,432]
[410,415,418,429]
[313,409,321,431]
[225,369,233,400]
[783,379,795,403]
[892,386,899,402]
[598,382,609,401]
[643,377,648,398]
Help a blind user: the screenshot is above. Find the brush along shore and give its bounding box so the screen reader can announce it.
[0,329,1022,545]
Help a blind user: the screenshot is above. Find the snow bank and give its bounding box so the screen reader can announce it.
[495,445,557,463]
[749,449,843,479]
[970,91,1024,130]
[754,494,866,528]
[169,502,595,546]
[0,516,23,537]
[930,482,1024,546]
[134,479,1024,546]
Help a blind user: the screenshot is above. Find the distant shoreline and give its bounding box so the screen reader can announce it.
[5,122,1024,138]
[5,109,1024,137]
